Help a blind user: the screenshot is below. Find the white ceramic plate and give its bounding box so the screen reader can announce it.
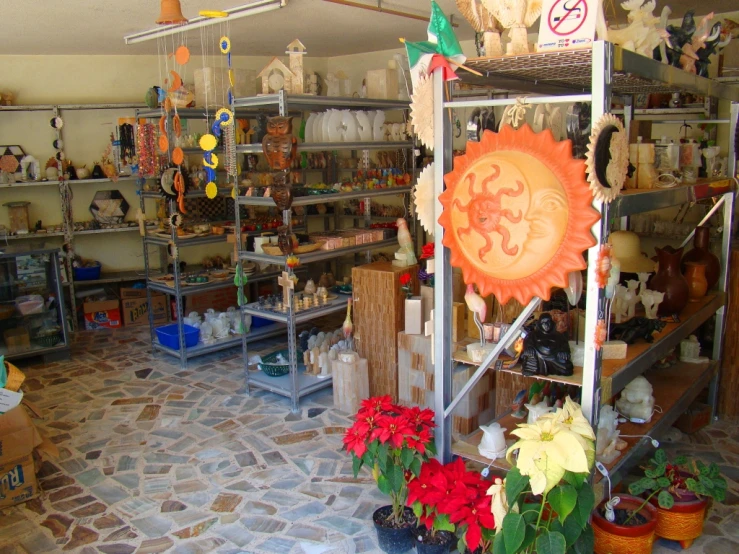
[327,110,343,143]
[355,111,372,141]
[342,110,359,142]
[305,113,316,143]
[372,110,385,141]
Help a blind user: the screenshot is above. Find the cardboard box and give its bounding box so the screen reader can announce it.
[189,287,239,313]
[3,328,30,353]
[83,299,121,330]
[120,288,168,327]
[0,405,42,509]
[674,402,712,434]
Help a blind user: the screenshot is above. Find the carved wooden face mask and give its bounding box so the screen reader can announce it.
[439,124,601,305]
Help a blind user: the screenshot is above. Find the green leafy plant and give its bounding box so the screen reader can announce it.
[491,468,596,554]
[628,448,727,516]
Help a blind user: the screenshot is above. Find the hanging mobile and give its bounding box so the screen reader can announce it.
[169,213,183,228]
[167,241,179,259]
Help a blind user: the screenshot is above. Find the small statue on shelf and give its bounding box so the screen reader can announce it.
[520,313,574,377]
[609,316,666,344]
[392,218,417,268]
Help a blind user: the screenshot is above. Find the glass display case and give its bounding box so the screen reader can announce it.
[0,244,69,361]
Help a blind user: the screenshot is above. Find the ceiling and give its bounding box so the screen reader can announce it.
[0,0,736,57]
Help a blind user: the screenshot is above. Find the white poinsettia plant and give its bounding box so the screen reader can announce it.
[486,397,597,554]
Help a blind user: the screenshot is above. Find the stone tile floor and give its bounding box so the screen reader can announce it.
[0,325,738,553]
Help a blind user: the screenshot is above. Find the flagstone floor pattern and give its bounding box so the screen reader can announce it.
[0,326,737,553]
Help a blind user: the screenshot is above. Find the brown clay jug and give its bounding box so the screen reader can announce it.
[684,262,708,302]
[651,246,689,316]
[681,226,720,290]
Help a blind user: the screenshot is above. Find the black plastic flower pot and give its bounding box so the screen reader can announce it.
[373,505,416,554]
[414,526,454,554]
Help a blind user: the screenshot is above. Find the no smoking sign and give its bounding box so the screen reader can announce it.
[537,0,597,52]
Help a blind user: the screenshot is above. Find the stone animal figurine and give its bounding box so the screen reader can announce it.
[640,289,664,319]
[609,316,666,344]
[520,314,574,377]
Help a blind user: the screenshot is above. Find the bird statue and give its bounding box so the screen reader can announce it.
[262,116,297,171]
[464,284,487,346]
[481,0,542,55]
[343,298,353,346]
[455,0,504,57]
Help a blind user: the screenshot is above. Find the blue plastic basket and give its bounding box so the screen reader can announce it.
[74,263,102,281]
[251,316,273,328]
[155,324,199,349]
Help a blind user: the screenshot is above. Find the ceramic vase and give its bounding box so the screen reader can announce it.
[684,262,708,302]
[650,246,689,316]
[681,226,720,289]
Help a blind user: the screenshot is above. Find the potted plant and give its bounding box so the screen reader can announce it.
[489,397,598,554]
[343,396,435,554]
[592,494,658,554]
[628,448,727,549]
[408,457,495,553]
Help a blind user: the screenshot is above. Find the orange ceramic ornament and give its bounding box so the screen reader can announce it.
[172,147,184,165]
[438,124,600,305]
[175,45,190,65]
[158,135,169,153]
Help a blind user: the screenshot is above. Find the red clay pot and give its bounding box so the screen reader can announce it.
[592,494,658,554]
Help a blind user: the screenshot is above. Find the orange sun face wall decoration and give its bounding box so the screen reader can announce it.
[438,124,600,306]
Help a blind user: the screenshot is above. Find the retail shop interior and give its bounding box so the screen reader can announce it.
[1,1,739,553]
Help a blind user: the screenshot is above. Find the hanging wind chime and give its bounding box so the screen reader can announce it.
[196,10,235,200]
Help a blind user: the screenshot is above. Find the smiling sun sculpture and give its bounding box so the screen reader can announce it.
[439,124,600,306]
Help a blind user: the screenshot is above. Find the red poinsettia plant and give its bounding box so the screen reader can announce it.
[408,457,497,552]
[343,396,435,526]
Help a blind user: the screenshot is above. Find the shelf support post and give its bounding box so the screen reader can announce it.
[432,68,454,462]
[582,40,613,429]
[710,100,738,418]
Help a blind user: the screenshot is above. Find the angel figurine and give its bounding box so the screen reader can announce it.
[481,0,542,55]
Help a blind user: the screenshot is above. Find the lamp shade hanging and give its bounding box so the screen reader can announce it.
[156,0,188,24]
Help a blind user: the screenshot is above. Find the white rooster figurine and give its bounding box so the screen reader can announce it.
[481,0,542,55]
[465,284,488,346]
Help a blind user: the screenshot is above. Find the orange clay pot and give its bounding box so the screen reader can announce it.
[649,492,708,550]
[592,495,658,554]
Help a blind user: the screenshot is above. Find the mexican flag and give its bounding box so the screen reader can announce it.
[404,1,466,90]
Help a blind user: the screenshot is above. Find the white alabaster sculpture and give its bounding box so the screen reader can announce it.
[640,289,664,319]
[615,376,655,422]
[525,402,554,424]
[596,405,628,464]
[626,280,640,319]
[478,422,507,460]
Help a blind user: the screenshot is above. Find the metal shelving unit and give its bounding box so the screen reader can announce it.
[0,103,148,331]
[430,42,738,493]
[135,106,254,368]
[233,91,415,412]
